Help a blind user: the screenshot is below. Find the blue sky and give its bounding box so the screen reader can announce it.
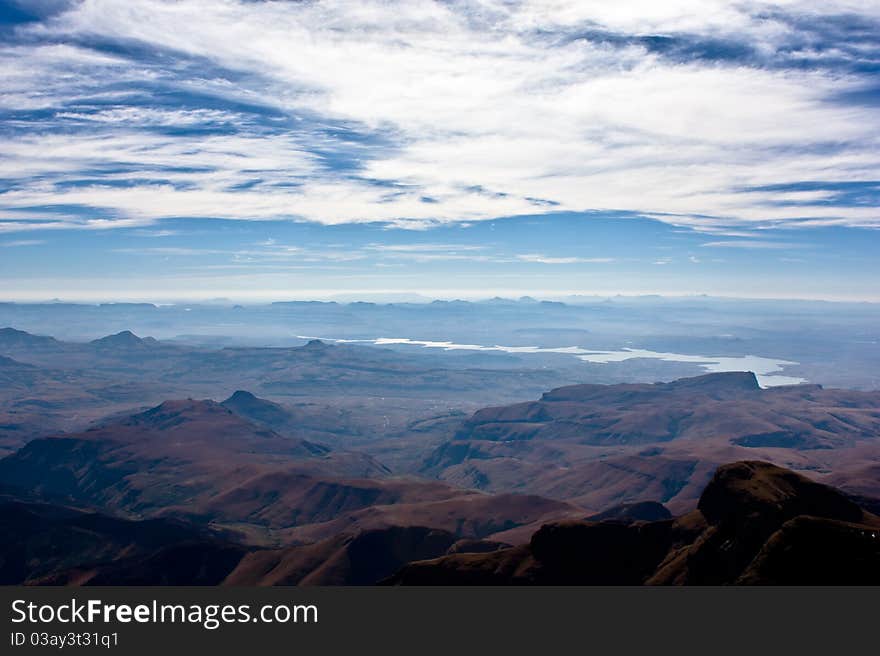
[0,0,878,301]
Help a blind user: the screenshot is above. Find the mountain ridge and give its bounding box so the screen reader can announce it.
[6,460,877,586]
[424,372,880,512]
[387,461,880,585]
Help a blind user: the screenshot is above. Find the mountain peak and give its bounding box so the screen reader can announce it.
[221,391,294,430]
[91,330,153,348]
[224,390,258,404]
[698,460,864,527]
[222,390,286,414]
[301,339,330,350]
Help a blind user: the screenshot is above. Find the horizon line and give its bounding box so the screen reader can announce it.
[1,292,879,306]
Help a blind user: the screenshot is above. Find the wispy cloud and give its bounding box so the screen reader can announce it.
[701,240,805,249]
[516,254,614,264]
[0,239,45,247]
[365,243,486,253]
[134,229,179,237]
[0,1,878,233]
[112,246,227,256]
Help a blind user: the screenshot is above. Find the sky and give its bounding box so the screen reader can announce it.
[0,0,878,302]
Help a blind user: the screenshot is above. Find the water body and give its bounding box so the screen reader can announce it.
[574,348,805,387]
[297,336,806,388]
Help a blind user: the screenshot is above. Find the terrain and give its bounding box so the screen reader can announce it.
[3,461,877,586]
[424,372,880,513]
[2,296,879,391]
[0,305,878,585]
[0,326,573,468]
[388,461,880,585]
[0,396,573,546]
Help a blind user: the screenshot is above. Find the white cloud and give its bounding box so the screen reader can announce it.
[134,229,178,237]
[0,239,45,247]
[516,254,614,264]
[55,107,244,127]
[0,0,878,231]
[701,240,805,249]
[366,243,486,252]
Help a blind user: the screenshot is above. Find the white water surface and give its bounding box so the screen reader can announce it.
[296,336,806,387]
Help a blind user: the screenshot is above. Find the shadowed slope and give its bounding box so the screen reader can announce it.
[0,497,245,585]
[0,399,385,524]
[0,398,572,544]
[387,461,880,585]
[224,526,457,586]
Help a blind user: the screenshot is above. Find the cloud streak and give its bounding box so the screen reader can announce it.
[0,0,878,233]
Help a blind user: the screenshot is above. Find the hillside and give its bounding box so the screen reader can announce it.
[388,461,880,585]
[423,372,880,512]
[5,461,877,586]
[0,397,573,545]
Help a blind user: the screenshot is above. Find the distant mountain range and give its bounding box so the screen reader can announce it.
[0,326,878,584]
[0,327,575,463]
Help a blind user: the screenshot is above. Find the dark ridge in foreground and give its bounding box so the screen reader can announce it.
[2,461,878,585]
[0,498,483,586]
[386,461,880,585]
[0,497,245,585]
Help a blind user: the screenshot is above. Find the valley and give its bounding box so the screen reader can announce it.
[1,300,879,585]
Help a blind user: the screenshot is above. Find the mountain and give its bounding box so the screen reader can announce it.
[4,461,877,585]
[0,398,570,544]
[90,330,159,350]
[220,389,466,473]
[0,496,518,586]
[422,372,880,512]
[0,327,64,352]
[221,389,305,435]
[5,324,557,387]
[452,372,830,446]
[387,461,880,585]
[0,496,245,585]
[275,490,577,545]
[652,460,880,584]
[224,526,457,585]
[0,398,388,528]
[0,325,586,469]
[219,390,384,447]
